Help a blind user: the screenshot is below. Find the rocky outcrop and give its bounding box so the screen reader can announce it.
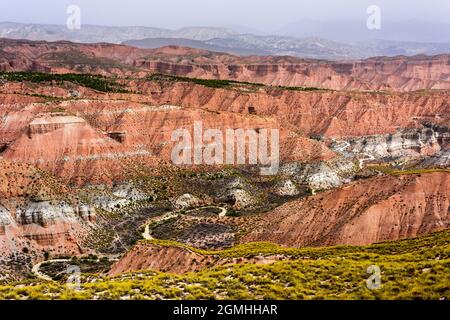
[221,189,256,209]
[420,149,450,168]
[173,193,203,210]
[335,125,450,162]
[16,200,96,226]
[280,157,356,191]
[19,202,59,227]
[27,114,86,135]
[273,180,300,196]
[77,204,97,222]
[91,195,132,212]
[91,183,153,212]
[219,178,259,209]
[112,183,151,202]
[0,201,89,258]
[0,160,93,263]
[0,206,11,235]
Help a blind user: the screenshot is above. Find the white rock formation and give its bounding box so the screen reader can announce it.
[274,180,300,196]
[173,193,202,210]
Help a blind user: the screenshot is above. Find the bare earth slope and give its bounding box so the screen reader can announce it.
[242,172,450,247]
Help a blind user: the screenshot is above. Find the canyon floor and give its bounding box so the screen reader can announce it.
[0,39,448,299]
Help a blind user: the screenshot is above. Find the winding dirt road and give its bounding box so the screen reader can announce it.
[32,255,120,281]
[33,206,227,280]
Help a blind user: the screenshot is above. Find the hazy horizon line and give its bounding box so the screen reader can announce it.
[1,20,450,45]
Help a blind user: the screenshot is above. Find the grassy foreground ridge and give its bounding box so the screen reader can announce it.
[0,230,448,300]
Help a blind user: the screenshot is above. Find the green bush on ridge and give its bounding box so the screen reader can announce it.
[148,73,326,91]
[0,72,128,93]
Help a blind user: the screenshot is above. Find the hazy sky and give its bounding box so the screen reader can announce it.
[1,0,449,33]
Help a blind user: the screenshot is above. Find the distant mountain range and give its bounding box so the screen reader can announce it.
[1,21,450,60]
[278,19,450,43]
[0,22,237,43]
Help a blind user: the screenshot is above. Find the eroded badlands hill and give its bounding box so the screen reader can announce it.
[0,91,334,184]
[1,38,450,91]
[0,38,448,284]
[242,172,450,247]
[1,78,448,186]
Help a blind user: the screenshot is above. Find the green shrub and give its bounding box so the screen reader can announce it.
[0,72,128,93]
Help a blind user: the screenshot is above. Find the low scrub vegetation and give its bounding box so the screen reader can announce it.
[145,230,450,259]
[0,72,128,93]
[0,231,448,299]
[148,73,262,88]
[276,85,328,92]
[148,73,326,91]
[372,165,450,176]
